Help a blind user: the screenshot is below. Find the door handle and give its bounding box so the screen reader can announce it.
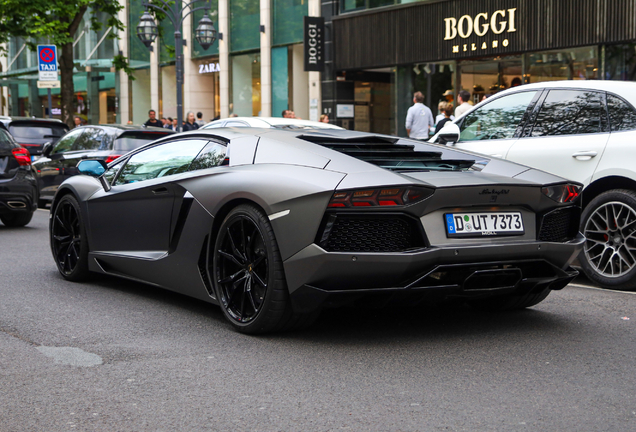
[152,187,169,195]
[572,151,598,161]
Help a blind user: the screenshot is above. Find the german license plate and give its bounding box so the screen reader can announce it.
[445,212,524,238]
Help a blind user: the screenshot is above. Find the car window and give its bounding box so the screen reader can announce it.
[71,127,105,151]
[225,121,249,127]
[0,129,15,150]
[8,124,67,142]
[115,139,208,185]
[103,159,125,184]
[189,142,227,171]
[607,94,636,132]
[531,90,604,136]
[52,129,84,154]
[459,91,537,141]
[114,133,170,152]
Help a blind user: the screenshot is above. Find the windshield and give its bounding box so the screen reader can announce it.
[9,124,67,143]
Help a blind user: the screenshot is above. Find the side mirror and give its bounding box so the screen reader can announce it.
[437,123,461,146]
[77,159,107,177]
[42,142,52,157]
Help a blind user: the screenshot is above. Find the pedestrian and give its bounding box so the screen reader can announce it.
[282,109,292,118]
[435,101,454,126]
[320,114,329,123]
[454,90,472,118]
[161,117,168,127]
[183,111,199,131]
[172,118,178,130]
[405,91,434,140]
[144,109,163,128]
[195,112,206,128]
[73,116,82,128]
[442,89,455,105]
[434,102,454,135]
[165,117,173,129]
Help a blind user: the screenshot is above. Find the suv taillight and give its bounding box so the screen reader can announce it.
[328,186,434,208]
[12,147,31,166]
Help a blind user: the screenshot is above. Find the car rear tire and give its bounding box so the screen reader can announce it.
[0,211,34,227]
[50,195,90,281]
[579,189,636,291]
[466,287,551,311]
[212,204,317,334]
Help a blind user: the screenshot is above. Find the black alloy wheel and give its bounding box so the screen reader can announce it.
[50,195,90,281]
[580,189,636,290]
[212,204,295,334]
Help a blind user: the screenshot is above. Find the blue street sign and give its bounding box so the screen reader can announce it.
[37,45,58,81]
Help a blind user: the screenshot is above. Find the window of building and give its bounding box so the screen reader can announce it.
[459,91,537,141]
[128,1,151,68]
[341,0,433,13]
[607,94,636,132]
[605,43,636,81]
[527,47,598,82]
[231,53,261,116]
[192,1,220,58]
[531,90,604,136]
[273,0,308,46]
[230,0,260,53]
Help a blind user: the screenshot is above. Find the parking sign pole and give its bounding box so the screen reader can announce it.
[47,88,52,118]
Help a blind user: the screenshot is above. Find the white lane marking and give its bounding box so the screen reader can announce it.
[568,283,636,295]
[36,346,103,367]
[268,209,290,221]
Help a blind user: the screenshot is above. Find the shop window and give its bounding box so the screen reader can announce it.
[531,90,604,137]
[230,53,261,117]
[605,44,636,81]
[527,47,598,82]
[459,91,537,141]
[607,94,636,132]
[230,0,260,53]
[273,0,307,46]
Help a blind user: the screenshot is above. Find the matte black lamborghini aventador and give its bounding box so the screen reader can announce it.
[49,128,584,333]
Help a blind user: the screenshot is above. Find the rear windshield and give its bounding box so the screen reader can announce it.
[9,124,67,143]
[114,133,170,152]
[301,136,477,172]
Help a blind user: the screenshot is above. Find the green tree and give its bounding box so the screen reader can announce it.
[0,0,131,128]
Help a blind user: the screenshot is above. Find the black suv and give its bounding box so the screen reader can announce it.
[0,117,69,157]
[0,127,38,227]
[34,125,174,206]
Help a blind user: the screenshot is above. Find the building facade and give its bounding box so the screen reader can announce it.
[326,0,636,136]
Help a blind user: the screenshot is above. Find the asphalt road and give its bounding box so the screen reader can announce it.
[1,210,635,431]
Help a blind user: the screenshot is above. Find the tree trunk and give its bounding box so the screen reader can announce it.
[59,42,75,129]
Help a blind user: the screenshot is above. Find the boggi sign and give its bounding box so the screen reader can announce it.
[444,8,517,40]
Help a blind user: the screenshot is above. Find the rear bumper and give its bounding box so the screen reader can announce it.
[284,232,584,312]
[0,173,39,214]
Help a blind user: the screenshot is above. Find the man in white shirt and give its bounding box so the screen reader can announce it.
[454,90,472,118]
[405,92,435,139]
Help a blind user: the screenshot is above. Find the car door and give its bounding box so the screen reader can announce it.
[86,138,210,253]
[506,89,610,186]
[454,90,540,158]
[35,128,85,199]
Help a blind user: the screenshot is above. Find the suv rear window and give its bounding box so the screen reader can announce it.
[531,90,606,136]
[114,132,171,152]
[9,123,67,143]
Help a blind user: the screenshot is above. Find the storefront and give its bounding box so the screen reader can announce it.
[330,0,636,135]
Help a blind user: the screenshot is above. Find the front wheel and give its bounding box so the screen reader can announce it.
[579,189,636,290]
[212,204,315,334]
[50,195,90,281]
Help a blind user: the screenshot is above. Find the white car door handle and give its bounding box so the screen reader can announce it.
[572,151,598,160]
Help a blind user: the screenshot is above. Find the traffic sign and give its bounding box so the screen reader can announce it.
[37,80,61,89]
[37,45,58,81]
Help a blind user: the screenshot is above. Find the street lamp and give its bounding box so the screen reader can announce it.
[136,0,217,132]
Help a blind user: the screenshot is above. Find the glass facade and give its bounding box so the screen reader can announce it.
[604,43,636,81]
[271,47,289,117]
[230,0,260,53]
[231,53,261,116]
[192,1,220,58]
[273,0,307,46]
[128,0,151,68]
[341,0,433,13]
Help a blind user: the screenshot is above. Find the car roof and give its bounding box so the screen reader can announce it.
[205,117,344,130]
[1,116,68,126]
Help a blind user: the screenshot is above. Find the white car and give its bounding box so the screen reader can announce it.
[431,80,636,290]
[202,116,344,130]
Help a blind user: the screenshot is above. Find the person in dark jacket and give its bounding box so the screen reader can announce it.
[434,102,454,135]
[144,110,163,128]
[182,111,199,132]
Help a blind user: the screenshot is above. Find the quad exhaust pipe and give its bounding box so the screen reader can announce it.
[7,201,27,209]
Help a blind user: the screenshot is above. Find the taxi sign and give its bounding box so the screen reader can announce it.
[37,45,58,81]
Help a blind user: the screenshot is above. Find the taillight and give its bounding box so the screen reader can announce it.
[12,147,31,166]
[542,183,582,203]
[327,187,433,208]
[105,155,121,163]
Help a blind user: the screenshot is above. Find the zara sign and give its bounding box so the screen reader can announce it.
[198,62,220,74]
